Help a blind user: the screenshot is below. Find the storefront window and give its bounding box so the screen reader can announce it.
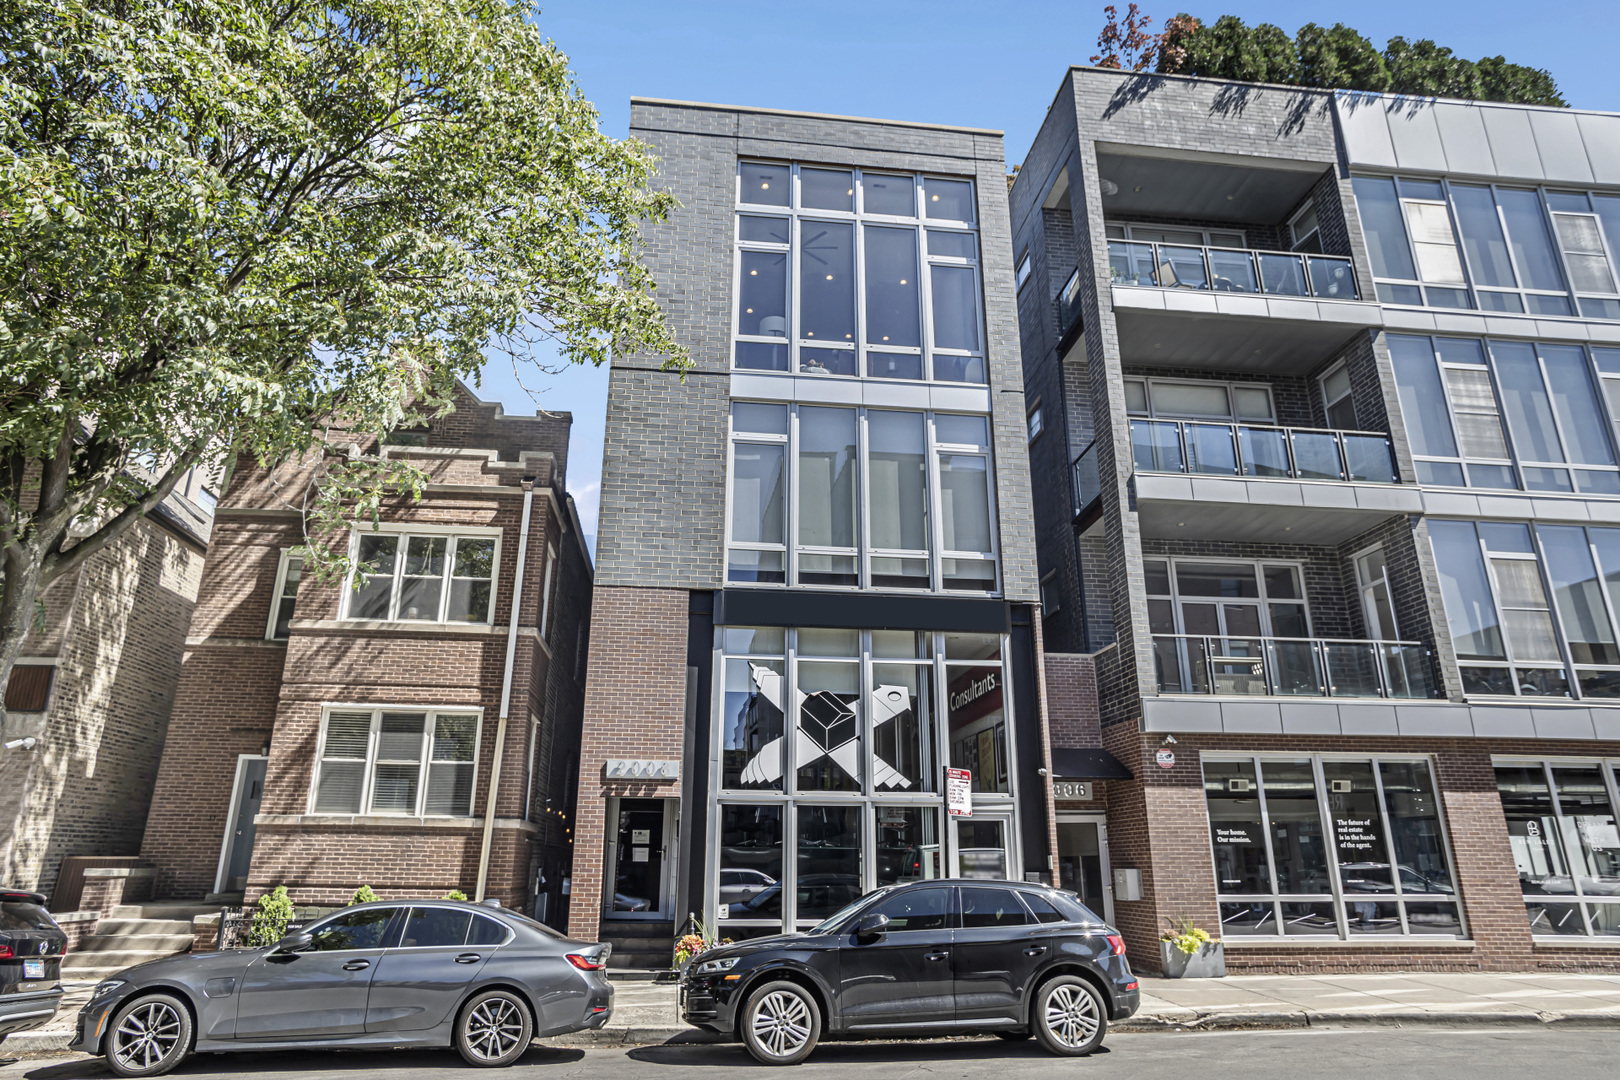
[1496,760,1620,937]
[1203,755,1463,940]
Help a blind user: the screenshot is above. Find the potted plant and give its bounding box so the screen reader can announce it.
[672,916,732,973]
[1159,916,1225,978]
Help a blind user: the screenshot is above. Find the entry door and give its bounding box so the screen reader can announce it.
[952,813,1016,880]
[1056,815,1113,924]
[607,798,673,919]
[217,756,267,894]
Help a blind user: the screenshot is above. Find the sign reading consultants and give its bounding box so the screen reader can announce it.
[946,768,973,817]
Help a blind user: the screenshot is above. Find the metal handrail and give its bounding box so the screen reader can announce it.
[1108,240,1360,301]
[1128,418,1398,484]
[1071,441,1100,517]
[1150,633,1438,699]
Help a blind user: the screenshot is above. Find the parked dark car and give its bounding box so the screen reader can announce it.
[0,889,67,1049]
[683,879,1138,1065]
[68,900,612,1076]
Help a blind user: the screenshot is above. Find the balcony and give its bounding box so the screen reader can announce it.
[1153,635,1439,700]
[1129,418,1420,544]
[1106,241,1383,374]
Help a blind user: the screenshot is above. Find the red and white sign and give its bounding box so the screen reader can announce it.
[1156,748,1176,769]
[946,768,973,817]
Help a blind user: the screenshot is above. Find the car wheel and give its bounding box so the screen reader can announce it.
[1032,975,1106,1057]
[994,1029,1031,1041]
[740,980,821,1066]
[455,988,534,1067]
[105,993,192,1078]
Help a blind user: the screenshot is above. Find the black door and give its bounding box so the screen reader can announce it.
[612,799,666,914]
[837,886,954,1028]
[950,886,1045,1022]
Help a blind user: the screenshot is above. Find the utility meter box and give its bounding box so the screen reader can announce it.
[1112,868,1143,902]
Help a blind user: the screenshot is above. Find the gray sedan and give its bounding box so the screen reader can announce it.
[68,900,612,1076]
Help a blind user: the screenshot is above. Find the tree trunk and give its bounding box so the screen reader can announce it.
[0,543,47,737]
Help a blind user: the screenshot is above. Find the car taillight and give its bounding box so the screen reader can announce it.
[1125,981,1139,991]
[566,952,605,971]
[0,945,13,960]
[1105,934,1126,956]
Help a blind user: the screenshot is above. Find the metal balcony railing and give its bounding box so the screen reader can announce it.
[1108,240,1360,301]
[1152,635,1438,699]
[1072,441,1100,517]
[1129,419,1398,485]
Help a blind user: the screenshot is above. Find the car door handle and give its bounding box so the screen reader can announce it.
[342,959,370,971]
[1023,946,1048,957]
[924,951,950,962]
[455,953,482,964]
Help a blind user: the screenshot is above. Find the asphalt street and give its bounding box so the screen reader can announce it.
[5,1027,1620,1080]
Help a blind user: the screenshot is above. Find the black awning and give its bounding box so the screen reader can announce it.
[1051,747,1133,780]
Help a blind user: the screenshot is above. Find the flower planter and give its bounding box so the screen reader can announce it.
[1159,939,1225,978]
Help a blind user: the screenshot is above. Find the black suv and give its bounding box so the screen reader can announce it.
[682,879,1138,1065]
[0,889,67,1049]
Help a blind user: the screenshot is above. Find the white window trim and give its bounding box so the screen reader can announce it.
[308,704,484,819]
[540,543,557,641]
[733,161,987,386]
[339,524,502,626]
[1026,401,1044,443]
[1015,249,1032,292]
[1289,202,1321,253]
[725,403,1001,595]
[266,548,302,641]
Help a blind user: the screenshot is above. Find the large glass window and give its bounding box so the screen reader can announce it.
[715,627,1006,932]
[733,162,984,383]
[1389,334,1620,493]
[311,708,480,817]
[1355,175,1620,317]
[726,403,1000,593]
[342,531,497,624]
[1205,755,1462,940]
[1496,760,1620,938]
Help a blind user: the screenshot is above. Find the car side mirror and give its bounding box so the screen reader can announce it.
[275,931,313,953]
[854,913,889,942]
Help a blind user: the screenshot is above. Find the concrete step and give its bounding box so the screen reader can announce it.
[90,919,194,935]
[75,933,193,953]
[111,903,217,920]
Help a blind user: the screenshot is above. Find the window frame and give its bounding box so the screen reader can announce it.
[1143,556,1314,640]
[732,162,987,385]
[1203,752,1466,941]
[339,525,502,626]
[540,542,558,641]
[710,627,1015,932]
[1491,755,1620,940]
[1026,401,1044,443]
[266,549,303,641]
[1123,377,1276,423]
[724,402,1002,595]
[308,705,484,819]
[1105,222,1249,248]
[1319,362,1357,430]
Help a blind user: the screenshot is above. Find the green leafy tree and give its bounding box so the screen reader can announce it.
[350,885,380,905]
[247,886,295,947]
[1384,37,1484,99]
[0,0,686,709]
[1295,23,1389,91]
[1174,15,1298,84]
[1477,56,1566,107]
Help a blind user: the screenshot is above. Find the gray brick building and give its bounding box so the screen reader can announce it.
[1016,67,1620,972]
[572,100,1047,962]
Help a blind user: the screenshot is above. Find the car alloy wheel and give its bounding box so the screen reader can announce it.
[742,980,821,1065]
[1033,975,1105,1057]
[456,989,534,1067]
[106,994,192,1078]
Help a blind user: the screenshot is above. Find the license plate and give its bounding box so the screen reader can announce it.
[23,959,44,979]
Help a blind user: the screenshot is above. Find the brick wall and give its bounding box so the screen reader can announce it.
[1044,653,1101,748]
[568,586,690,941]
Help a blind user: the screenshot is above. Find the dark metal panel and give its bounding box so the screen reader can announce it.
[715,589,1011,633]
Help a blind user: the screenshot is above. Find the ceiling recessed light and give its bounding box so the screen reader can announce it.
[1177,522,1186,527]
[826,274,834,280]
[761,182,770,189]
[931,194,940,201]
[746,308,753,313]
[807,331,815,336]
[900,279,907,285]
[1225,194,1234,200]
[1133,186,1142,193]
[750,269,758,276]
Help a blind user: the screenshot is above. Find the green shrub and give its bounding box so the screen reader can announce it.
[247,886,295,947]
[444,889,469,901]
[350,885,380,905]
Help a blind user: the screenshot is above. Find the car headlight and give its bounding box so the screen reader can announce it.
[693,956,739,976]
[90,980,126,1001]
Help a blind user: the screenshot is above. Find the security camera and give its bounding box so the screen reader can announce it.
[3,737,37,751]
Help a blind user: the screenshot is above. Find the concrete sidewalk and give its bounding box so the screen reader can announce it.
[9,971,1620,1057]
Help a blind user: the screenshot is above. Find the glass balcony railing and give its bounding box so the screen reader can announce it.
[1108,240,1360,301]
[1152,635,1438,699]
[1129,419,1398,485]
[1072,441,1100,517]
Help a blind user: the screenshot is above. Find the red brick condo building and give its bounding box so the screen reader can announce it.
[139,383,591,924]
[1016,67,1620,971]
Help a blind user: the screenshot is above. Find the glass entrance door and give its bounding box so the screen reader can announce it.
[609,798,672,919]
[1056,815,1113,923]
[952,813,1016,880]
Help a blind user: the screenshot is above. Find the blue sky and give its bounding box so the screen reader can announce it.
[474,0,1618,555]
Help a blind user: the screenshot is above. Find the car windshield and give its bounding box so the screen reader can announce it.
[808,886,894,935]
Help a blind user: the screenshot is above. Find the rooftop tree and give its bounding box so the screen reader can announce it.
[0,0,687,704]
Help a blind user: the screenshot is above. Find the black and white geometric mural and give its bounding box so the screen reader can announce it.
[738,662,915,788]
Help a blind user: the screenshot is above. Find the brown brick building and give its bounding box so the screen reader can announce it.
[139,383,591,924]
[1015,68,1620,972]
